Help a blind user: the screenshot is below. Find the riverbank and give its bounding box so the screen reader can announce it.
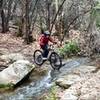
[42,56,100,100]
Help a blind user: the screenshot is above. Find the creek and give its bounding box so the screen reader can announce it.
[0,57,90,100]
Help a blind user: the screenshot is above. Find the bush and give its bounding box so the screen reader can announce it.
[58,41,80,58]
[0,83,14,89]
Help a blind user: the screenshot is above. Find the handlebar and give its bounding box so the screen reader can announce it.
[49,43,61,50]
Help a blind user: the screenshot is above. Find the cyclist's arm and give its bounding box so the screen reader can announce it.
[49,37,56,44]
[39,35,45,46]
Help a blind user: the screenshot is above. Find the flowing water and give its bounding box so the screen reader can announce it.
[0,57,90,100]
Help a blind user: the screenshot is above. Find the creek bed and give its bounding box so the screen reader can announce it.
[0,57,91,100]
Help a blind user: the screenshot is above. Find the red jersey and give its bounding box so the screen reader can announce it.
[39,34,53,47]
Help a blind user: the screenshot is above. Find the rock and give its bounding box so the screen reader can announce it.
[61,89,78,100]
[61,94,78,100]
[80,74,100,95]
[57,64,100,100]
[60,71,100,100]
[96,70,100,75]
[0,60,35,85]
[72,66,97,75]
[56,74,81,89]
[56,78,71,89]
[0,48,9,55]
[0,53,25,63]
[79,91,100,100]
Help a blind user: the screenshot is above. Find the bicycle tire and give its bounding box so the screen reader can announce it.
[49,52,62,70]
[33,50,44,66]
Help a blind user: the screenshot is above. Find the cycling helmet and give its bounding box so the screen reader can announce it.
[44,31,50,35]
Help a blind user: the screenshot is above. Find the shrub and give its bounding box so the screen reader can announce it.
[0,83,14,89]
[57,41,80,58]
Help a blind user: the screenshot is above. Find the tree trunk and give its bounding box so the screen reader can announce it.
[1,10,6,33]
[5,0,13,32]
[50,0,66,33]
[46,0,51,31]
[18,17,24,37]
[0,0,6,33]
[1,13,9,33]
[0,0,13,33]
[55,0,59,20]
[24,0,33,44]
[0,0,3,13]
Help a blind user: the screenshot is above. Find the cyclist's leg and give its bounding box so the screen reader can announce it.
[45,45,49,58]
[41,47,45,57]
[42,45,49,59]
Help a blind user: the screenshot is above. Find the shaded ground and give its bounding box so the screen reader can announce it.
[0,33,39,62]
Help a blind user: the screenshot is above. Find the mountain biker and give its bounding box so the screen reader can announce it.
[39,30,56,60]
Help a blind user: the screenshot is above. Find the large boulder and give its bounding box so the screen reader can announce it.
[0,60,35,85]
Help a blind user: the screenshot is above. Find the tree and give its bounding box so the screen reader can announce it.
[18,0,39,44]
[0,0,14,33]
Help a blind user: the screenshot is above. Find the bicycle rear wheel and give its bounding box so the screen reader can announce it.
[49,52,62,70]
[33,50,44,66]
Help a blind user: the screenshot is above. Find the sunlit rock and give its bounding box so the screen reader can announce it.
[79,90,100,100]
[72,65,97,75]
[60,70,100,100]
[56,74,81,89]
[61,89,78,100]
[0,60,35,85]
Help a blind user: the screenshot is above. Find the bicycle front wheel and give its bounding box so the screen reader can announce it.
[49,52,62,70]
[33,50,44,66]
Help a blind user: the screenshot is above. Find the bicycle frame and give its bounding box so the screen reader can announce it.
[47,45,55,59]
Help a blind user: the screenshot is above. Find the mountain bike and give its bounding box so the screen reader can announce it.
[33,45,62,70]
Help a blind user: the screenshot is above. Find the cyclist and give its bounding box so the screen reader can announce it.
[39,31,56,60]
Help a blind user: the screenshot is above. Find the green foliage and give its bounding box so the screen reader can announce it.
[58,41,80,57]
[0,83,14,89]
[45,86,58,100]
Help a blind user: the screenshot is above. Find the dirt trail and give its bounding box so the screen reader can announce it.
[0,33,39,61]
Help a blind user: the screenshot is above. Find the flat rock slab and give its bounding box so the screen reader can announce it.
[60,68,100,100]
[72,65,97,75]
[0,60,35,85]
[56,74,81,89]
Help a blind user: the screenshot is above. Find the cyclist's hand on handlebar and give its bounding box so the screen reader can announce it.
[55,42,62,47]
[53,41,57,44]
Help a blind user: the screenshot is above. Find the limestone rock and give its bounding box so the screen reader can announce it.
[79,91,100,100]
[72,65,96,75]
[0,60,35,85]
[56,74,81,89]
[60,72,100,100]
[61,89,78,100]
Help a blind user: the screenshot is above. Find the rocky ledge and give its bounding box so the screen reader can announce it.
[0,53,35,89]
[55,62,100,100]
